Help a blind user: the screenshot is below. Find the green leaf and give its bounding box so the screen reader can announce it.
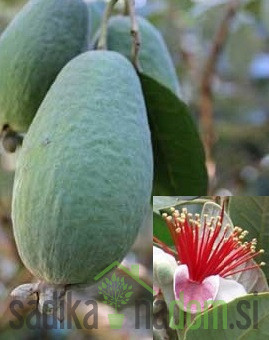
[185,293,269,339]
[105,278,110,284]
[125,292,133,298]
[229,196,269,281]
[128,285,132,290]
[123,284,128,290]
[112,273,116,282]
[121,301,127,305]
[139,73,208,195]
[245,0,261,16]
[121,277,125,283]
[153,211,173,245]
[153,196,182,213]
[102,282,107,289]
[104,295,108,300]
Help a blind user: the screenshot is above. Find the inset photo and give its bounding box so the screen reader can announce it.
[153,196,269,339]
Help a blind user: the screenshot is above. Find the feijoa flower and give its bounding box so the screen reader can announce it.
[157,206,265,313]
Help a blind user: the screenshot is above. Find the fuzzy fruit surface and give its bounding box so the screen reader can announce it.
[0,0,88,133]
[107,15,181,96]
[12,51,153,285]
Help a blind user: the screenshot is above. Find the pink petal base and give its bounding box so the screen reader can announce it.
[174,264,220,314]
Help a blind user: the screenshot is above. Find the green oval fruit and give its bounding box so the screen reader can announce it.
[107,15,181,96]
[12,51,153,285]
[87,0,105,43]
[0,0,89,133]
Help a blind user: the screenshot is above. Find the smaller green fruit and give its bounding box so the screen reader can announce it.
[0,0,89,133]
[107,15,181,97]
[87,0,106,43]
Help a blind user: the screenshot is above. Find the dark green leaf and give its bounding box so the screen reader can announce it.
[245,0,261,16]
[125,292,133,298]
[185,293,269,339]
[140,74,208,195]
[153,211,173,245]
[229,196,269,281]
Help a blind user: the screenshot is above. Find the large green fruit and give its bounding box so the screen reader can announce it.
[12,51,153,285]
[107,15,181,97]
[0,0,88,133]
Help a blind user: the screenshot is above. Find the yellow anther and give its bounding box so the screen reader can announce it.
[173,211,180,218]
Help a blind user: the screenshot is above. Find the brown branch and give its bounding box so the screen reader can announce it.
[153,236,177,259]
[124,0,141,71]
[97,0,119,50]
[199,0,240,170]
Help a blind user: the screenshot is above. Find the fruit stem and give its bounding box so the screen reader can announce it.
[1,126,23,153]
[97,0,119,50]
[124,0,141,71]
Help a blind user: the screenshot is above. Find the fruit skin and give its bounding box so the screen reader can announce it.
[12,51,153,285]
[0,0,89,133]
[107,15,181,97]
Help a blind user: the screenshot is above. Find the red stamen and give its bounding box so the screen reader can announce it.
[161,206,265,283]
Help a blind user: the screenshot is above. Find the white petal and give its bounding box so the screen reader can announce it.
[215,277,247,303]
